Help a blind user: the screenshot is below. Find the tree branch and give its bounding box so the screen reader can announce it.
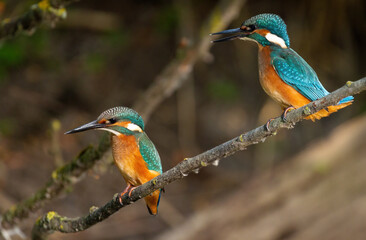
[0,0,77,40]
[0,0,245,227]
[31,78,366,240]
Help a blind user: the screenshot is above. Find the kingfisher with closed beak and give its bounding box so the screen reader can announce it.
[211,14,353,128]
[65,107,162,215]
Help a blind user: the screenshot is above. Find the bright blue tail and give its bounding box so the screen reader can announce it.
[338,96,354,104]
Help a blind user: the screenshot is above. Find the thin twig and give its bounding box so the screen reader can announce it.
[0,0,245,227]
[31,78,366,240]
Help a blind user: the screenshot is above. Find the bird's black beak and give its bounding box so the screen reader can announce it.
[65,120,105,134]
[210,28,247,43]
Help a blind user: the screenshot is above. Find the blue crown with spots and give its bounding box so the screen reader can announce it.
[97,106,145,131]
[243,13,290,47]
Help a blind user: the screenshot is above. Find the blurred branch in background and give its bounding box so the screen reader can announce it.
[1,133,111,227]
[31,77,365,240]
[133,0,246,121]
[0,0,77,40]
[59,9,123,32]
[0,0,245,227]
[176,0,199,155]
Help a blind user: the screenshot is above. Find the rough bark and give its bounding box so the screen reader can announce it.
[155,114,366,240]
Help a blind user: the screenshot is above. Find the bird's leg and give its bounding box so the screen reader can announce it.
[118,184,133,204]
[281,106,296,122]
[264,118,275,132]
[120,184,133,195]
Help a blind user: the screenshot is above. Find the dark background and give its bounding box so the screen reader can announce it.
[0,0,365,239]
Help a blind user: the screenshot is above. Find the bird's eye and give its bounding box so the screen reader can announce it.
[241,24,256,32]
[108,118,117,124]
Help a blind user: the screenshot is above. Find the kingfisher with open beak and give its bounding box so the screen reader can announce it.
[65,106,162,215]
[211,13,353,128]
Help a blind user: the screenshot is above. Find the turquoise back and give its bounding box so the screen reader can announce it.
[137,132,162,173]
[270,45,353,104]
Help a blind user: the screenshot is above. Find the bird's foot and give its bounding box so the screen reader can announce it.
[118,184,133,205]
[264,118,275,132]
[281,106,296,122]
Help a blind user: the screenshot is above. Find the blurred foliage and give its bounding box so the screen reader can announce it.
[155,5,179,35]
[84,53,106,74]
[0,30,49,82]
[103,30,129,49]
[0,118,15,136]
[206,78,240,102]
[28,30,50,56]
[0,41,25,80]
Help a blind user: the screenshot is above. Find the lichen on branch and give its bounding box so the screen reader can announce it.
[0,0,72,40]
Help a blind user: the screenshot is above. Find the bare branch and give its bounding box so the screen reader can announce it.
[0,0,245,226]
[31,78,366,240]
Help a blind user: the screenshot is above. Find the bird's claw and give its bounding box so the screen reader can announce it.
[281,106,296,122]
[264,118,275,132]
[128,187,137,197]
[118,193,124,205]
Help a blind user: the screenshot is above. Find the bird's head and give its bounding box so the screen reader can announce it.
[65,106,144,136]
[211,13,290,48]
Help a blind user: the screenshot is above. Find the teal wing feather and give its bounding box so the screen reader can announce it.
[271,47,329,101]
[138,133,162,173]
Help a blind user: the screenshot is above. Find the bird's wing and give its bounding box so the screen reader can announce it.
[271,48,329,101]
[138,133,162,173]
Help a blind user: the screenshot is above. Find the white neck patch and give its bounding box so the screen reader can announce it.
[126,123,143,132]
[265,33,287,48]
[98,128,121,136]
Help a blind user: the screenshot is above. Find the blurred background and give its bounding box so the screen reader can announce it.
[0,0,366,239]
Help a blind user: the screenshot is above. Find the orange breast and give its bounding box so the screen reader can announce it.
[111,135,159,186]
[258,46,311,109]
[111,134,162,215]
[257,46,352,121]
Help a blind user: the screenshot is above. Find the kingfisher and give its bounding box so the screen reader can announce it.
[65,106,162,215]
[211,13,353,127]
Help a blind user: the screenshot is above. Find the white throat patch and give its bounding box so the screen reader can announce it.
[126,123,143,132]
[265,33,287,48]
[98,128,121,136]
[97,123,143,135]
